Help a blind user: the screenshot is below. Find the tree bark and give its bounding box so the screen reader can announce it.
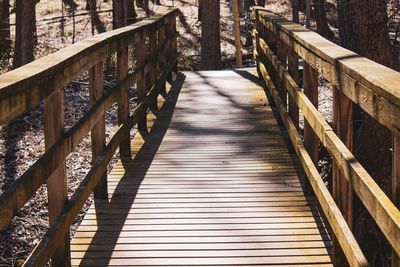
[89,0,106,33]
[313,0,333,38]
[198,0,202,21]
[200,0,221,70]
[113,0,127,29]
[337,0,398,265]
[0,0,10,54]
[14,0,36,68]
[291,0,299,23]
[127,0,137,24]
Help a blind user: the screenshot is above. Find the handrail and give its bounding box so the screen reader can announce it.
[0,8,179,266]
[253,7,400,267]
[0,8,178,124]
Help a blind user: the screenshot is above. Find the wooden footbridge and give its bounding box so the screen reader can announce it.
[1,7,400,267]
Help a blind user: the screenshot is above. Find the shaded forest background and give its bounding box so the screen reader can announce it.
[0,0,399,266]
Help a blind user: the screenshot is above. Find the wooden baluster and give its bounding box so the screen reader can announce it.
[276,39,287,108]
[149,29,158,111]
[45,89,70,266]
[264,23,277,55]
[89,62,107,199]
[171,15,178,73]
[166,16,177,82]
[254,10,262,78]
[288,46,299,130]
[136,34,147,131]
[158,20,166,93]
[303,62,318,195]
[393,134,400,266]
[332,88,354,265]
[117,47,131,157]
[264,23,277,84]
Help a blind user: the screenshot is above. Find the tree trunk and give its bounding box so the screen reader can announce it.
[127,0,137,24]
[313,0,333,38]
[337,0,398,265]
[198,0,202,21]
[291,0,299,23]
[14,0,36,68]
[200,0,221,70]
[113,0,127,29]
[89,0,106,33]
[0,0,10,54]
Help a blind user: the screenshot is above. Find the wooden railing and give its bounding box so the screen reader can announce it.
[0,8,179,266]
[254,7,400,267]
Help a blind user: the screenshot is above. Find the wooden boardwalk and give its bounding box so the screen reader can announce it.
[70,69,333,266]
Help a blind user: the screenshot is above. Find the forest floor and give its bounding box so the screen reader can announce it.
[0,0,357,266]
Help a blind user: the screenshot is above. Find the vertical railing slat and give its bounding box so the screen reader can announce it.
[303,62,318,195]
[158,20,166,93]
[90,62,107,199]
[117,47,131,157]
[276,39,287,108]
[332,88,354,265]
[45,89,70,267]
[288,47,299,130]
[393,134,400,266]
[149,28,158,111]
[136,34,147,130]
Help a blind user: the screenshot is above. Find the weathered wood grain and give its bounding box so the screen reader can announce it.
[23,55,178,267]
[288,46,299,130]
[332,88,353,265]
[69,70,333,266]
[254,7,400,135]
[136,33,147,131]
[256,35,400,260]
[257,61,368,267]
[89,62,107,200]
[44,88,70,266]
[117,47,131,157]
[0,8,179,125]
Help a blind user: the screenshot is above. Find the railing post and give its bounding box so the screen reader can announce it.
[149,28,158,111]
[117,47,131,157]
[254,9,262,78]
[158,19,166,93]
[167,15,178,76]
[136,34,147,131]
[303,62,318,195]
[276,38,287,109]
[89,62,107,199]
[393,133,400,266]
[332,88,354,265]
[287,46,299,130]
[44,89,70,266]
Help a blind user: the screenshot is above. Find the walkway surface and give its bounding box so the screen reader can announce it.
[70,69,333,266]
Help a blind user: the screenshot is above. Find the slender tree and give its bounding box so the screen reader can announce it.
[291,0,299,23]
[113,0,127,29]
[89,0,106,33]
[200,0,221,70]
[127,0,138,24]
[313,0,333,38]
[0,0,10,54]
[198,0,202,21]
[337,0,398,265]
[14,0,36,68]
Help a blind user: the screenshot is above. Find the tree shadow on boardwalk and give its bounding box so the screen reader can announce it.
[76,74,185,266]
[234,69,333,256]
[74,70,332,265]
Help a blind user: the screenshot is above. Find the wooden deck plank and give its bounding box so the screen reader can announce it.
[71,69,332,266]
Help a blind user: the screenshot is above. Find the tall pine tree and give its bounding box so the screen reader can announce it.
[200,0,221,70]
